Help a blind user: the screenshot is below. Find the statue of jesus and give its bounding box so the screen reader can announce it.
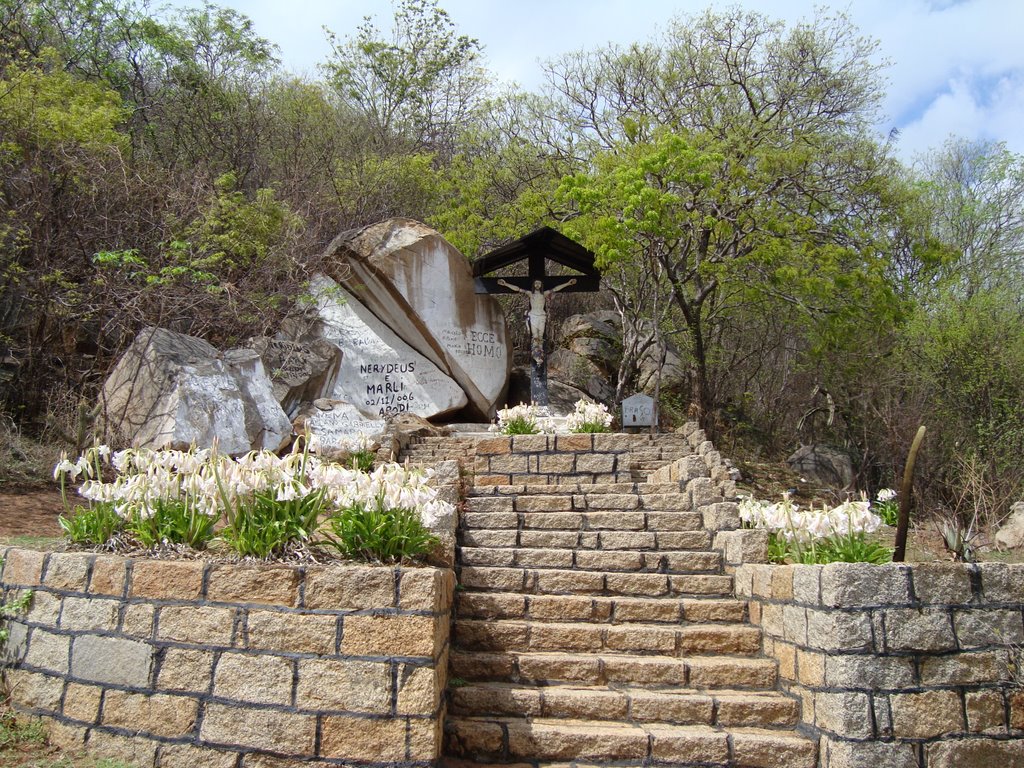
[497,277,576,364]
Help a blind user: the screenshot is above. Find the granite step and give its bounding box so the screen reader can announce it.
[449,650,778,689]
[457,566,735,598]
[456,546,722,574]
[467,482,687,498]
[454,592,747,624]
[444,717,817,767]
[449,682,799,729]
[452,619,762,657]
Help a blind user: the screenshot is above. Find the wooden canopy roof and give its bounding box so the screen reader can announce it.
[472,226,600,294]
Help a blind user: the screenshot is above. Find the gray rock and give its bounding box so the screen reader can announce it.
[296,398,385,454]
[102,327,291,454]
[786,444,855,488]
[548,349,616,403]
[246,336,341,418]
[325,219,510,419]
[71,635,154,687]
[994,501,1024,549]
[301,275,468,421]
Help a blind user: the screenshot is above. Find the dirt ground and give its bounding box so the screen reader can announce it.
[0,489,64,541]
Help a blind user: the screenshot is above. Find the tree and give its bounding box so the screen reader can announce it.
[550,7,904,431]
[323,0,486,158]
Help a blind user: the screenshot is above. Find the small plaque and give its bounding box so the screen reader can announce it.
[622,393,655,427]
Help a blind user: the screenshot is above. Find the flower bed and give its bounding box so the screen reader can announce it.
[1,547,454,767]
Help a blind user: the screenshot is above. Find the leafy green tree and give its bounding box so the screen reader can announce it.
[323,0,486,158]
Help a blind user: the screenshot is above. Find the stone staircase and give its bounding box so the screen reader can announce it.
[441,431,818,768]
[401,434,482,466]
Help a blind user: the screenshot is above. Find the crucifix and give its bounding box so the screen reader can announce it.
[473,227,601,409]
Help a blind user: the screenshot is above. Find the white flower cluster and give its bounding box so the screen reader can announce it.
[564,399,613,432]
[490,403,545,433]
[739,494,882,543]
[56,445,452,526]
[877,487,897,502]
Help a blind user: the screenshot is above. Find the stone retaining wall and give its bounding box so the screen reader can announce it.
[736,562,1024,768]
[0,547,454,767]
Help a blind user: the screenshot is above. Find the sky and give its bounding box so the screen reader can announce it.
[193,0,1023,161]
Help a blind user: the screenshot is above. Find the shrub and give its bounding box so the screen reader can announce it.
[491,403,541,435]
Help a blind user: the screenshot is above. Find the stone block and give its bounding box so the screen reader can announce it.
[965,689,1006,733]
[978,562,1024,602]
[792,566,822,604]
[121,603,155,638]
[26,590,60,624]
[200,702,316,754]
[156,743,238,768]
[554,434,592,451]
[5,668,63,711]
[320,715,408,761]
[891,689,964,738]
[206,564,301,606]
[102,690,198,738]
[824,654,915,688]
[85,730,158,768]
[43,552,90,591]
[46,720,86,751]
[3,548,45,586]
[702,502,739,530]
[130,560,204,601]
[341,613,438,657]
[649,728,729,763]
[575,454,616,473]
[823,737,919,768]
[246,610,338,655]
[955,608,1024,648]
[920,651,1010,685]
[819,563,911,608]
[511,434,548,452]
[804,609,873,651]
[730,732,817,768]
[304,564,396,610]
[25,629,71,674]
[883,607,956,652]
[407,716,443,761]
[515,494,572,512]
[157,648,214,693]
[294,658,391,713]
[396,662,440,715]
[911,562,973,604]
[1012,689,1024,730]
[782,604,808,645]
[814,691,873,738]
[475,436,512,454]
[157,605,236,646]
[926,738,1024,768]
[593,433,634,452]
[213,652,293,706]
[59,596,119,632]
[797,649,825,687]
[71,635,153,686]
[62,683,102,723]
[88,556,126,596]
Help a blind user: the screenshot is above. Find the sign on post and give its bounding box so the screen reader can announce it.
[622,393,656,428]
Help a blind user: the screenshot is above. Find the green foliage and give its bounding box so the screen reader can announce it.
[219,489,327,559]
[875,500,899,528]
[571,422,611,434]
[0,710,46,749]
[58,503,123,547]
[124,501,216,550]
[768,532,892,565]
[349,450,376,473]
[501,416,539,435]
[320,501,438,564]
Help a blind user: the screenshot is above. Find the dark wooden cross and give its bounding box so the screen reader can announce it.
[473,227,600,408]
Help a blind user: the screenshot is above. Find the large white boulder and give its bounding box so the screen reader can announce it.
[101,327,291,454]
[302,275,468,420]
[325,219,510,419]
[295,398,386,455]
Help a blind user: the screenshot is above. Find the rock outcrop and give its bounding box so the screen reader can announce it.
[325,218,510,420]
[102,327,291,454]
